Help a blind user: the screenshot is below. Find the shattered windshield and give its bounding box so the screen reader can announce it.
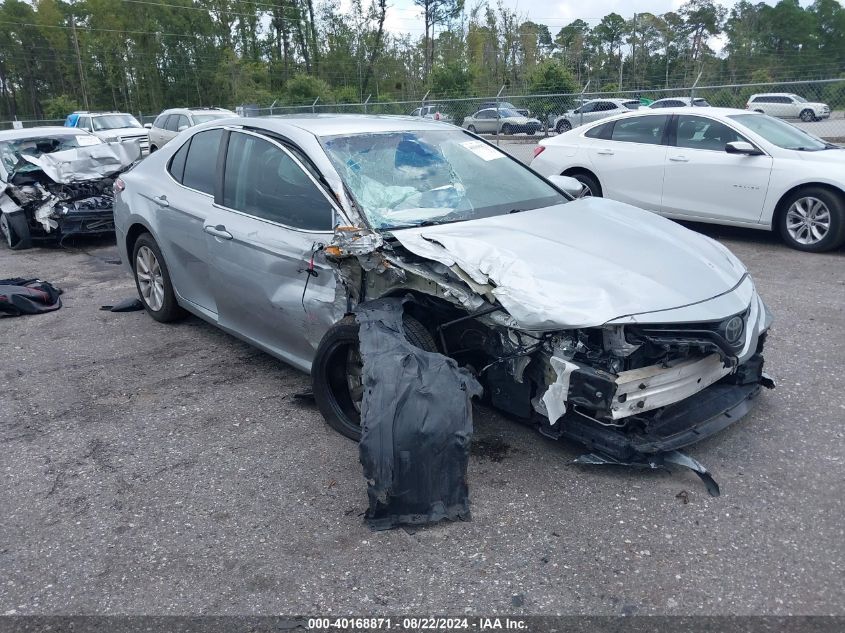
[322,130,566,230]
[92,114,142,131]
[0,134,103,175]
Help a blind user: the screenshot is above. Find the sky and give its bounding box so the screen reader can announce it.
[378,0,824,40]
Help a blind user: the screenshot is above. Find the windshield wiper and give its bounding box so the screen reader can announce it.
[508,208,525,214]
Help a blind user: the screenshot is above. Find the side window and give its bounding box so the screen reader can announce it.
[675,115,748,151]
[222,132,334,231]
[168,139,190,182]
[585,120,614,139]
[596,102,616,112]
[182,129,223,195]
[77,116,91,130]
[411,108,421,117]
[153,114,166,128]
[580,102,596,113]
[611,115,668,144]
[164,115,180,132]
[176,115,190,131]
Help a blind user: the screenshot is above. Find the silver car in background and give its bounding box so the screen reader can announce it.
[112,114,772,468]
[552,98,641,133]
[462,108,543,135]
[147,107,236,151]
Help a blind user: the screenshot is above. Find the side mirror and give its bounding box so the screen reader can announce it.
[548,175,586,198]
[725,141,763,156]
[143,123,152,129]
[177,125,189,132]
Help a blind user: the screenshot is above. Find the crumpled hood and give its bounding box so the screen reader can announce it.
[392,198,747,330]
[21,142,141,184]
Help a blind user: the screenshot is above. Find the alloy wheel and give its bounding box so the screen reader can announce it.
[785,196,831,245]
[800,109,815,122]
[135,245,165,311]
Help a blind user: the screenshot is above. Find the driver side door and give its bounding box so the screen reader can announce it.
[203,130,343,370]
[662,114,773,223]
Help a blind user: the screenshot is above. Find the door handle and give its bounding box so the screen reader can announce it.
[669,155,690,162]
[153,194,169,207]
[203,224,233,240]
[596,149,614,155]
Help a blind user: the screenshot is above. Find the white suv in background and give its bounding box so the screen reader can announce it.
[64,111,150,154]
[147,107,236,151]
[746,93,830,122]
[409,104,454,123]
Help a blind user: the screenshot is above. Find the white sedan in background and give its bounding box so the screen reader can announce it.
[531,107,845,252]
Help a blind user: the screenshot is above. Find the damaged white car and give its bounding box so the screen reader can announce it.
[113,116,774,482]
[0,127,140,249]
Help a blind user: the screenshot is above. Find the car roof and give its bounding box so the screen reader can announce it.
[210,114,458,136]
[574,107,755,128]
[160,107,235,114]
[0,126,94,142]
[72,111,133,116]
[588,98,640,103]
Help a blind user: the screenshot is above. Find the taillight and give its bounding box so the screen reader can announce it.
[114,178,125,193]
[532,146,546,159]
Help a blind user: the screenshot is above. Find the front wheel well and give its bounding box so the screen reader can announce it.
[561,167,602,194]
[772,183,845,229]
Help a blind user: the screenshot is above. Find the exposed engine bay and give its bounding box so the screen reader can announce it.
[0,136,139,249]
[317,217,774,494]
[3,177,116,236]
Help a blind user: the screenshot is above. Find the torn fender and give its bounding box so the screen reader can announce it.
[20,142,140,183]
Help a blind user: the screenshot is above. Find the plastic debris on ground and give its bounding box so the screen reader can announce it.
[356,297,482,530]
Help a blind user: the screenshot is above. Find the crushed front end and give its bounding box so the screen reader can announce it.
[320,220,774,493]
[0,139,139,249]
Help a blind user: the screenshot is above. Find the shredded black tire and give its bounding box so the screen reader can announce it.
[311,313,437,441]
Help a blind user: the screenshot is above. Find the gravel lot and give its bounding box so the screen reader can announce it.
[1,147,844,615]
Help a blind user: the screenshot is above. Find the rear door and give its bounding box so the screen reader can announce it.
[203,130,342,368]
[661,114,772,223]
[586,114,669,211]
[151,128,224,316]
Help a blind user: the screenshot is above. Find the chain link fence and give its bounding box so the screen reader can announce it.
[3,78,844,141]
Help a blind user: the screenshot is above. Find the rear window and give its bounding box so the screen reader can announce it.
[585,121,614,139]
[181,129,223,194]
[611,115,668,144]
[168,140,190,182]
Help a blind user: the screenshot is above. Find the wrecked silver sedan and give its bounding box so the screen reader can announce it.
[112,115,773,477]
[0,127,139,249]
